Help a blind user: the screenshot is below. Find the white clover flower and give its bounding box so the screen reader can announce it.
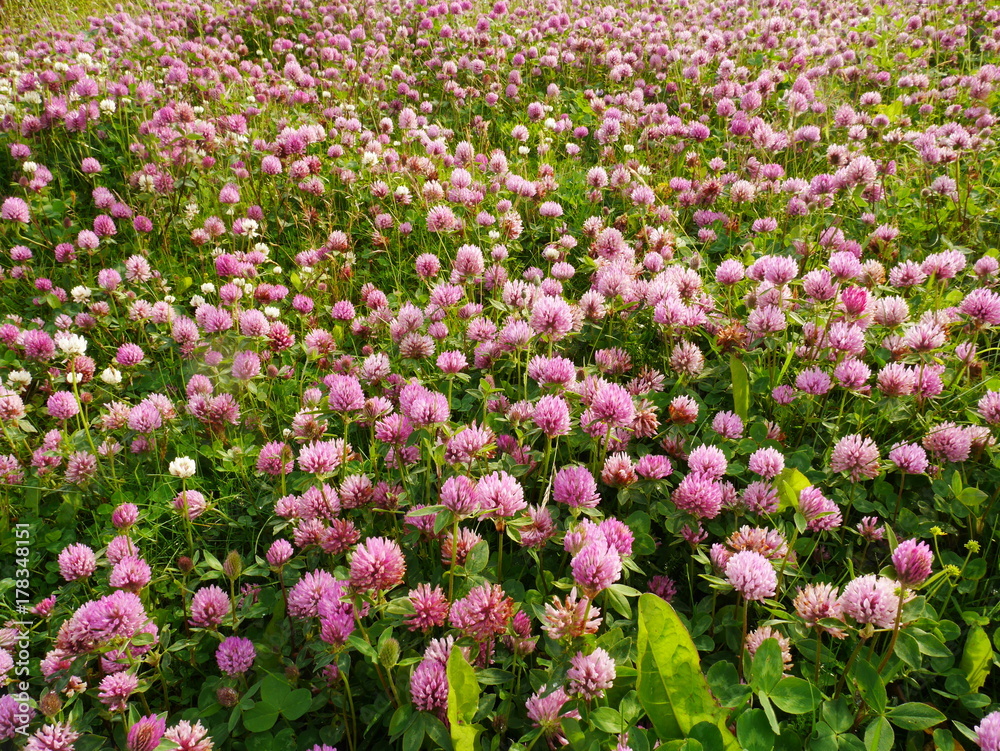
[99,99,116,114]
[65,372,83,385]
[56,333,88,356]
[100,367,122,385]
[272,266,283,275]
[264,306,280,319]
[488,230,501,241]
[71,286,92,303]
[169,456,197,479]
[190,295,206,307]
[518,146,530,155]
[623,144,635,153]
[8,370,31,389]
[254,243,270,256]
[21,161,37,174]
[200,283,216,294]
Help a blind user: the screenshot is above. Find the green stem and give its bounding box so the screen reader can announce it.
[449,518,459,602]
[814,628,823,685]
[342,671,357,751]
[877,588,907,673]
[834,636,868,700]
[738,596,748,681]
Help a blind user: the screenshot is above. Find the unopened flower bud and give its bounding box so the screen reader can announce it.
[40,691,62,717]
[223,550,243,580]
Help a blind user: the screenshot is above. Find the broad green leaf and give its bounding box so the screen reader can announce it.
[864,717,893,751]
[465,540,489,574]
[750,639,783,695]
[932,728,956,751]
[447,646,480,751]
[706,661,752,709]
[476,669,513,686]
[776,468,812,512]
[730,355,750,419]
[958,487,988,507]
[960,626,993,692]
[821,698,853,734]
[590,706,625,733]
[389,705,415,738]
[770,677,822,714]
[893,630,922,669]
[402,716,425,751]
[242,701,280,733]
[809,722,838,751]
[885,703,946,730]
[636,594,738,748]
[737,709,775,751]
[605,584,633,618]
[689,722,724,749]
[852,660,886,716]
[260,675,290,706]
[281,688,312,721]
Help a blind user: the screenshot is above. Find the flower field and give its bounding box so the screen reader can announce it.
[1,0,1000,747]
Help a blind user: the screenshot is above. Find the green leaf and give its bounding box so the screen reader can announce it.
[636,594,738,748]
[893,630,922,669]
[960,626,993,692]
[958,487,989,507]
[706,661,752,709]
[885,703,946,730]
[281,688,312,721]
[446,646,480,751]
[389,705,415,738]
[864,717,894,751]
[775,468,812,512]
[591,706,625,734]
[737,709,775,751]
[769,677,822,714]
[605,584,633,618]
[260,675,290,706]
[730,355,750,419]
[852,660,886,716]
[758,692,780,735]
[242,701,280,733]
[689,722,724,750]
[465,540,489,574]
[402,716,425,751]
[476,668,513,686]
[750,639,783,695]
[821,698,853,734]
[932,728,956,751]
